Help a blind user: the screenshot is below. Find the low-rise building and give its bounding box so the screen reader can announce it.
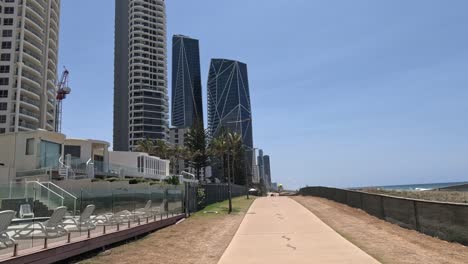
[0,130,170,183]
[0,129,65,183]
[109,151,170,180]
[64,138,110,178]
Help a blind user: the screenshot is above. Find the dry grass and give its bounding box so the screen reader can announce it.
[293,196,468,264]
[73,196,255,264]
[361,189,468,203]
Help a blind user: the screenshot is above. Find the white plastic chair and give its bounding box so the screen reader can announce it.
[9,206,68,239]
[19,204,34,219]
[0,211,16,249]
[64,205,96,232]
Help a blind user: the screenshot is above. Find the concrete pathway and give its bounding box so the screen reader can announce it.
[218,197,379,264]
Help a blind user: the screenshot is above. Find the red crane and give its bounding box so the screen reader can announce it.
[55,68,71,133]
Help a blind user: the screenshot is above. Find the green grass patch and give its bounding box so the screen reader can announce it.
[193,196,256,218]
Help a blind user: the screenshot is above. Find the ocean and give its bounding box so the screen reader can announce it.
[362,181,468,191]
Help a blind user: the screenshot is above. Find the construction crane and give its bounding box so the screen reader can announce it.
[55,68,71,133]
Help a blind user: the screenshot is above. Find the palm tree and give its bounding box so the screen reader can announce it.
[209,132,234,213]
[227,132,243,184]
[153,139,170,159]
[136,138,155,154]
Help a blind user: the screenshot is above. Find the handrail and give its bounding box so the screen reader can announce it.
[27,181,64,200]
[43,182,77,200]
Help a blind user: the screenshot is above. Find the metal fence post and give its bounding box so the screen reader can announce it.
[413,200,420,231]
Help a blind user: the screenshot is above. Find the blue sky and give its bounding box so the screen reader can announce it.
[59,0,468,189]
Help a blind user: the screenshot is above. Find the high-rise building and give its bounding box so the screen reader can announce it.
[207,59,253,146]
[171,35,203,128]
[264,155,272,188]
[113,0,169,151]
[257,149,265,183]
[207,59,254,183]
[0,0,61,134]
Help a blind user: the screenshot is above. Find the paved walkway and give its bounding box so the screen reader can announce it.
[218,197,379,264]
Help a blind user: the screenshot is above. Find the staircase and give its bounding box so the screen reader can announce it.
[58,156,76,179]
[0,198,53,217]
[24,181,78,216]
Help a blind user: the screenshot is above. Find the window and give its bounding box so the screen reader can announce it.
[3,19,13,26]
[0,78,9,86]
[4,7,14,14]
[2,30,12,38]
[0,128,5,134]
[0,66,10,73]
[0,54,10,61]
[26,138,34,155]
[0,103,6,111]
[1,42,12,49]
[39,140,62,168]
[64,145,81,158]
[0,90,7,97]
[0,115,6,124]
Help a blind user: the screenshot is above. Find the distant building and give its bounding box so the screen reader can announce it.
[264,155,272,188]
[251,149,260,184]
[257,149,265,183]
[171,35,203,128]
[207,59,254,183]
[0,0,61,134]
[271,182,278,192]
[113,0,169,151]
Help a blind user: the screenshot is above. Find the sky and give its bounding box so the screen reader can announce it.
[59,0,468,190]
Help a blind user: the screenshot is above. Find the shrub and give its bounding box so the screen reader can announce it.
[164,176,180,185]
[129,179,139,184]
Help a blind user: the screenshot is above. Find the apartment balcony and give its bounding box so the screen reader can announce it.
[48,37,57,51]
[21,72,42,92]
[47,88,55,98]
[21,75,42,96]
[23,38,43,56]
[49,16,59,32]
[46,123,54,132]
[24,13,44,33]
[47,98,55,108]
[47,68,56,81]
[26,5,44,23]
[48,59,57,73]
[17,120,38,131]
[22,50,43,67]
[49,28,58,43]
[24,25,43,44]
[20,83,41,100]
[47,109,55,119]
[19,97,41,112]
[51,2,59,20]
[25,1,46,17]
[22,63,43,80]
[18,107,40,123]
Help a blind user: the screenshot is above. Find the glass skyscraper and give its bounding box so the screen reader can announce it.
[171,35,203,128]
[207,59,253,147]
[207,59,254,182]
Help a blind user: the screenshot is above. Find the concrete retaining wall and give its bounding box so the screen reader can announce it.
[299,186,468,245]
